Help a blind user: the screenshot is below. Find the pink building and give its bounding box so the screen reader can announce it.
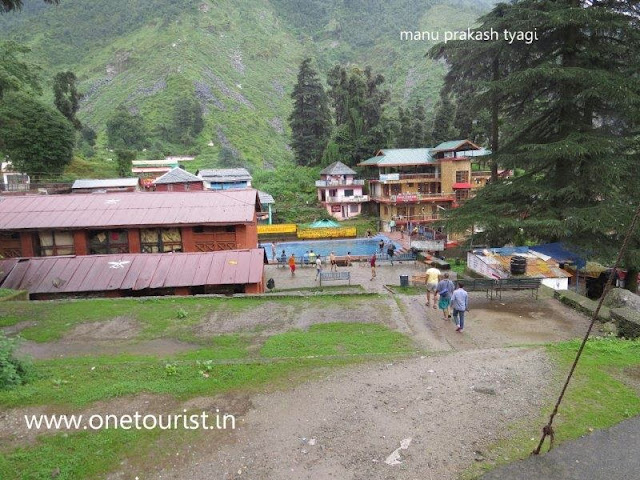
[316,162,368,220]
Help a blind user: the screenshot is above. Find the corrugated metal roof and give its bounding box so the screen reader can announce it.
[0,190,259,230]
[197,168,252,182]
[258,190,275,205]
[359,149,434,167]
[0,250,264,294]
[153,167,202,185]
[320,161,357,176]
[72,178,140,189]
[432,140,468,151]
[472,249,571,279]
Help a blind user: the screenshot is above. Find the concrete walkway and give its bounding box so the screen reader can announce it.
[480,415,640,480]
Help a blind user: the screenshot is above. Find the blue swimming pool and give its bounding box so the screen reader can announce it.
[261,235,400,260]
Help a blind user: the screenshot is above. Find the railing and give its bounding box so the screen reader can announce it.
[324,195,369,203]
[0,182,73,194]
[365,173,440,182]
[315,179,365,187]
[371,193,455,202]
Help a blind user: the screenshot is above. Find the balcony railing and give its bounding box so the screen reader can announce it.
[315,179,365,187]
[365,173,440,182]
[371,193,455,203]
[324,195,369,203]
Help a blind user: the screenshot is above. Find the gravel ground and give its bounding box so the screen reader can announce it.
[151,348,553,480]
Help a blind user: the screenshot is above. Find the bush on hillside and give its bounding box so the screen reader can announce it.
[0,334,33,390]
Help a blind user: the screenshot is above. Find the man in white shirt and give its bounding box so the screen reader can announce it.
[315,256,323,281]
[425,266,441,308]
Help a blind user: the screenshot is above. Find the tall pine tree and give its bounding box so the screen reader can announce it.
[289,58,331,166]
[438,0,640,266]
[326,65,390,165]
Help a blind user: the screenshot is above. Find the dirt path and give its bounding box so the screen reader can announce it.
[150,348,553,480]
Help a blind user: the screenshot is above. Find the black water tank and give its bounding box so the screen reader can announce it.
[510,256,527,275]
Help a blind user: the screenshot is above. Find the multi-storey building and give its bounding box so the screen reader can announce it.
[359,140,489,232]
[315,161,369,220]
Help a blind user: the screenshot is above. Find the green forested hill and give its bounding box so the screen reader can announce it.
[0,0,490,170]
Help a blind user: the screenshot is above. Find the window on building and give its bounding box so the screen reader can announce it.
[167,184,174,192]
[344,189,354,197]
[391,184,401,195]
[383,206,388,215]
[0,232,23,258]
[38,231,74,256]
[349,204,358,213]
[140,228,183,253]
[455,189,470,202]
[184,183,190,191]
[329,189,338,197]
[89,230,129,254]
[456,170,470,183]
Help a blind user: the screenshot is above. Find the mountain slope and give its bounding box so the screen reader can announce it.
[0,0,491,169]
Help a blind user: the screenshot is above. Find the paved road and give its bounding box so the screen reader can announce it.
[480,416,640,480]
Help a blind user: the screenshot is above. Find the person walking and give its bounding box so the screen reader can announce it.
[315,256,323,281]
[288,254,296,276]
[370,253,377,280]
[379,239,385,252]
[425,265,441,308]
[451,282,469,332]
[329,251,338,272]
[436,272,455,320]
[387,243,396,266]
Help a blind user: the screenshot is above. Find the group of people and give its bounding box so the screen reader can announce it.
[271,242,352,279]
[425,266,469,333]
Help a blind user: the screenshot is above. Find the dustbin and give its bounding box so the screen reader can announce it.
[400,274,409,287]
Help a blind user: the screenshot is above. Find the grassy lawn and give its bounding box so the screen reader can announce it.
[463,337,640,479]
[0,301,414,480]
[0,294,382,343]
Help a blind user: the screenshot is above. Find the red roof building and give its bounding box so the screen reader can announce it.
[0,190,260,259]
[0,249,265,299]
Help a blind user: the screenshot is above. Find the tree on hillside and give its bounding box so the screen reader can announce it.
[289,58,331,166]
[106,105,147,150]
[436,0,640,268]
[167,96,203,145]
[431,92,457,144]
[0,42,41,99]
[1,0,58,13]
[0,92,74,180]
[396,101,431,148]
[53,70,81,129]
[326,64,390,166]
[114,149,135,178]
[430,4,518,181]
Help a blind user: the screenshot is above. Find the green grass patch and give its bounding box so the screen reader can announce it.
[0,295,381,343]
[386,285,426,295]
[0,320,414,479]
[0,289,18,298]
[463,337,640,479]
[265,284,365,294]
[260,323,415,358]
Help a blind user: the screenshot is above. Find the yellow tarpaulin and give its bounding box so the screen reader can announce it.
[297,227,357,239]
[257,224,297,235]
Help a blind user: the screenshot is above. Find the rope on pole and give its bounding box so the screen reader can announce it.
[532,203,640,455]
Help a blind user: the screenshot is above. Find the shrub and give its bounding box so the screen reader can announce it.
[0,335,33,390]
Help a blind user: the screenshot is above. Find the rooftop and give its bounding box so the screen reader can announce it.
[0,250,264,295]
[320,161,357,176]
[153,167,202,185]
[359,148,435,167]
[471,248,571,279]
[72,178,139,189]
[0,189,260,230]
[258,190,275,205]
[196,168,252,182]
